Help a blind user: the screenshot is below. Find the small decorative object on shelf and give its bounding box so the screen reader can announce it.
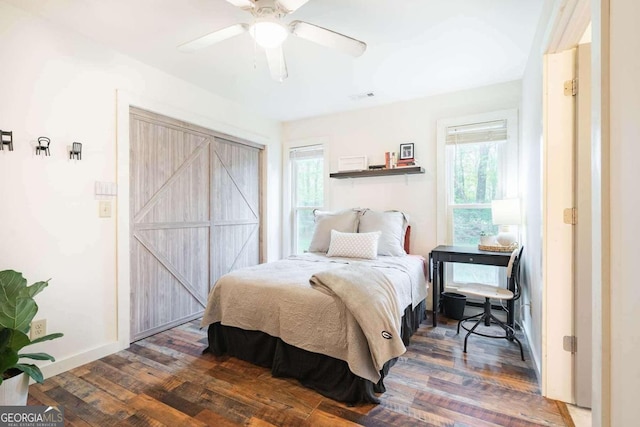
[478,242,519,253]
[399,142,414,160]
[69,142,82,160]
[36,136,51,156]
[368,164,385,170]
[338,155,367,172]
[0,130,14,151]
[384,151,397,169]
[479,232,497,246]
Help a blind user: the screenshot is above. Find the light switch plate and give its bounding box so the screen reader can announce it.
[99,201,112,218]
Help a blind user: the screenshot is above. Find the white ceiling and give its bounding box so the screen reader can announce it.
[7,0,544,121]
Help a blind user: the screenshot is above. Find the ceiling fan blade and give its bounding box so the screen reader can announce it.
[178,24,248,52]
[265,47,288,82]
[277,0,310,13]
[289,21,366,57]
[225,0,254,9]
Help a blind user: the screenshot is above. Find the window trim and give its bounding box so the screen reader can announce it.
[436,109,518,287]
[286,143,326,255]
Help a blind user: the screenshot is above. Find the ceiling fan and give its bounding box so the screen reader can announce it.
[178,0,367,82]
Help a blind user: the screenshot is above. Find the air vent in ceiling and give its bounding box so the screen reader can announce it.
[349,92,375,101]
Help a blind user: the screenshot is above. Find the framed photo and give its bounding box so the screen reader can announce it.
[399,143,414,160]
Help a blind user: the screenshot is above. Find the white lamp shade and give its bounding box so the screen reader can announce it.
[491,198,521,225]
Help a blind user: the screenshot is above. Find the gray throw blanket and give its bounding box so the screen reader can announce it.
[310,265,406,373]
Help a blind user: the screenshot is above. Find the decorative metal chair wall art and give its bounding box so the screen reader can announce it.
[36,136,51,156]
[69,142,82,160]
[0,130,13,151]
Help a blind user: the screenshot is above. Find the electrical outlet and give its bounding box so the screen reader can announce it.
[31,319,47,340]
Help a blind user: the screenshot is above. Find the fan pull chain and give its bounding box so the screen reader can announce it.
[253,37,258,70]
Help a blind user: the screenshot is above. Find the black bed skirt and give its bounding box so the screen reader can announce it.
[204,300,426,404]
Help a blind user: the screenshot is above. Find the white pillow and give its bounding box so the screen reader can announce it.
[308,209,361,253]
[327,230,381,259]
[358,210,409,256]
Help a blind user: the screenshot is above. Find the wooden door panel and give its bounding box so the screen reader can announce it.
[137,228,210,304]
[212,224,259,284]
[130,120,206,214]
[130,108,261,341]
[131,239,204,336]
[212,139,260,222]
[137,144,210,224]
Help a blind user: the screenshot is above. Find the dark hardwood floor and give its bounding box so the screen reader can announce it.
[29,316,573,426]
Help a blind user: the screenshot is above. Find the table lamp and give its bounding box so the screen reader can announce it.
[491,198,521,246]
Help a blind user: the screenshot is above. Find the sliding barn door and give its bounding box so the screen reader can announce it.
[130,108,261,341]
[211,138,261,285]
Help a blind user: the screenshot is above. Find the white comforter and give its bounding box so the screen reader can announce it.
[200,253,427,383]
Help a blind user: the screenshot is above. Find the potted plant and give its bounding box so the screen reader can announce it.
[0,270,63,405]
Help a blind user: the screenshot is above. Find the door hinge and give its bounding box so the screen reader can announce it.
[564,78,578,96]
[563,207,577,225]
[563,335,577,353]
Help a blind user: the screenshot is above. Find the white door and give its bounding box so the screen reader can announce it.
[542,48,576,402]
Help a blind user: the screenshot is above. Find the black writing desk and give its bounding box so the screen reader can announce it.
[429,245,513,327]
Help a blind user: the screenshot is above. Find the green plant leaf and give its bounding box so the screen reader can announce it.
[18,352,55,361]
[0,270,62,384]
[27,333,63,346]
[0,347,19,379]
[15,363,44,383]
[7,329,30,353]
[0,328,10,350]
[0,270,39,333]
[21,281,49,299]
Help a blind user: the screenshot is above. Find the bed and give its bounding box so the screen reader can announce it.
[200,209,428,404]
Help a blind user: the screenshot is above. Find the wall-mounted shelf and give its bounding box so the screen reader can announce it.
[329,166,425,179]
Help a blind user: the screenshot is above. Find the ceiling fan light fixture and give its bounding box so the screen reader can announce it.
[249,19,289,49]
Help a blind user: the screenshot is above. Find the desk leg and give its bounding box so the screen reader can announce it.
[438,261,444,314]
[432,260,438,327]
[432,261,444,327]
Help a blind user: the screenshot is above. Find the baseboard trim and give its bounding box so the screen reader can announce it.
[37,341,126,382]
[522,322,542,386]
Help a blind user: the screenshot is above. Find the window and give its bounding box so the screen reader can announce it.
[290,145,324,254]
[438,110,518,285]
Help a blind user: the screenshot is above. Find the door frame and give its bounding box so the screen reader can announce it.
[543,0,611,422]
[575,42,593,408]
[116,90,266,349]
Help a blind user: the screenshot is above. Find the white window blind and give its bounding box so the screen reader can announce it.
[445,119,508,145]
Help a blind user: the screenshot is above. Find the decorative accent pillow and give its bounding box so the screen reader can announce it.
[358,210,409,256]
[327,230,381,259]
[307,209,361,253]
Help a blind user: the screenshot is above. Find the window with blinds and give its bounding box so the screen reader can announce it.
[290,145,324,254]
[443,114,517,285]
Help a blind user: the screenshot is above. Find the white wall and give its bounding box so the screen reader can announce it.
[518,0,559,382]
[609,0,640,422]
[0,2,281,377]
[283,80,521,265]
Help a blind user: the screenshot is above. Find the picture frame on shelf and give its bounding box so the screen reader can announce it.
[399,143,414,160]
